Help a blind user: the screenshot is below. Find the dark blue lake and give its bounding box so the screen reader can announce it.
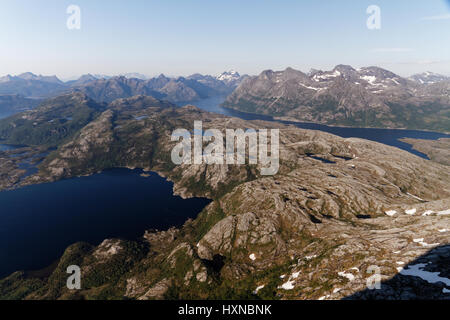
[183,97,450,159]
[0,168,210,277]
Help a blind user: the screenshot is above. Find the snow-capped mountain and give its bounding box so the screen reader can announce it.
[121,73,148,80]
[223,65,450,132]
[216,70,243,85]
[409,72,449,85]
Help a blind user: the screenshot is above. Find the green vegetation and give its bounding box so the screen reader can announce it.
[0,94,104,146]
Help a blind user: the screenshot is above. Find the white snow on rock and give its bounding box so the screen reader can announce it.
[443,288,450,294]
[299,83,319,91]
[305,254,318,260]
[216,70,240,83]
[361,75,377,84]
[413,238,439,247]
[405,208,417,215]
[385,210,397,217]
[292,272,300,279]
[420,241,440,247]
[397,261,405,265]
[333,288,341,294]
[253,285,265,294]
[313,70,341,81]
[338,271,355,282]
[280,274,286,279]
[399,263,450,286]
[249,253,256,261]
[437,209,450,216]
[318,295,330,300]
[280,280,295,290]
[438,229,448,233]
[422,210,434,216]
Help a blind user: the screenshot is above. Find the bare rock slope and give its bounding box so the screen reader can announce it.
[0,94,449,300]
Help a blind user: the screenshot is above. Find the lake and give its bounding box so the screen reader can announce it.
[182,96,450,159]
[0,168,211,277]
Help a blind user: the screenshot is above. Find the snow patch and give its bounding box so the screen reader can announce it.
[361,75,377,84]
[385,210,397,217]
[253,285,265,294]
[333,288,341,294]
[299,83,319,91]
[279,280,295,290]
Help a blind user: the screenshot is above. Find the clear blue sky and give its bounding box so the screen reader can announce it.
[1,0,449,79]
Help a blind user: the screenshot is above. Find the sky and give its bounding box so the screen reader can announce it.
[0,0,449,79]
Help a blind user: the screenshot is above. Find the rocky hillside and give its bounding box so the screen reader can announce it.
[0,92,106,147]
[223,65,450,133]
[0,93,449,300]
[401,138,450,166]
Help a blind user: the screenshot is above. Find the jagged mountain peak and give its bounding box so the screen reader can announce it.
[217,70,241,83]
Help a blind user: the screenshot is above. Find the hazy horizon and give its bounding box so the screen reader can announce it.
[1,0,450,79]
[3,64,450,82]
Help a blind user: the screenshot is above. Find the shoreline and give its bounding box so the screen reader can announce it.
[219,105,450,136]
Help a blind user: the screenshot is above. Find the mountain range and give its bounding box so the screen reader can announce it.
[0,67,449,132]
[0,71,247,104]
[223,66,450,133]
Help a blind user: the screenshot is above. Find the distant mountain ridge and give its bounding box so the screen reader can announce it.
[409,72,449,85]
[0,71,247,105]
[0,72,67,98]
[223,65,450,133]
